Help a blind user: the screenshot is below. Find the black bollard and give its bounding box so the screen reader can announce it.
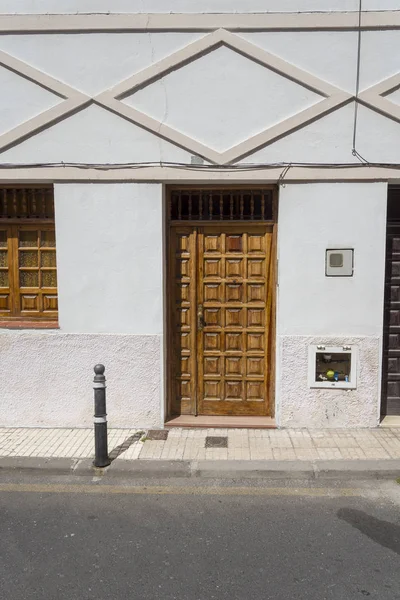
[93,364,111,468]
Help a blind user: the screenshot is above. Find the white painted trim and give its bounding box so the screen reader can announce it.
[97,31,221,99]
[96,29,353,165]
[360,93,400,124]
[0,97,91,153]
[161,184,168,426]
[0,27,398,166]
[97,96,222,164]
[102,30,343,99]
[222,94,352,164]
[0,49,75,98]
[363,73,400,99]
[0,166,398,182]
[0,49,91,153]
[377,186,388,421]
[359,74,400,126]
[0,12,399,32]
[0,28,355,165]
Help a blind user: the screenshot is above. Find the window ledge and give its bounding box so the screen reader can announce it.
[0,321,59,330]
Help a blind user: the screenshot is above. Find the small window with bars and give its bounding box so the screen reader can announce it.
[168,188,274,222]
[0,187,58,322]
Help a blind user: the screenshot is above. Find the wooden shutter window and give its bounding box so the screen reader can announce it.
[0,187,58,323]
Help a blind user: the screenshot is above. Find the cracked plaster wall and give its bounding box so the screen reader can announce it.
[0,27,399,165]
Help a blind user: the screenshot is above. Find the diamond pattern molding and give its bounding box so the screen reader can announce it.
[0,50,91,154]
[96,29,353,164]
[0,28,399,165]
[359,74,400,127]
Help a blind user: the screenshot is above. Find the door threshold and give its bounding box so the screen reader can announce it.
[165,415,276,429]
[380,415,400,428]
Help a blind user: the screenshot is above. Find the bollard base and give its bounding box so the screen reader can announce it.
[94,421,110,469]
[93,458,111,469]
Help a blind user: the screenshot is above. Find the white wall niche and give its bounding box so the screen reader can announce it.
[308,344,358,390]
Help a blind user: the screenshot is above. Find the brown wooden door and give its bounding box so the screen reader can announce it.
[170,226,198,417]
[169,224,274,417]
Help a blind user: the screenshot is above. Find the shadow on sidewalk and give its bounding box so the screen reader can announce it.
[109,432,142,462]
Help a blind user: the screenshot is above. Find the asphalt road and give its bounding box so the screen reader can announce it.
[0,475,400,600]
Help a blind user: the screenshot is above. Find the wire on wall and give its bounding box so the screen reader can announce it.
[352,0,369,164]
[0,161,399,172]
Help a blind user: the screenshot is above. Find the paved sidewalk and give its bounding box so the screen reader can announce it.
[2,426,400,462]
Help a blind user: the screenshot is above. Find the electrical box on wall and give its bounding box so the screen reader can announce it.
[326,249,354,277]
[308,345,358,389]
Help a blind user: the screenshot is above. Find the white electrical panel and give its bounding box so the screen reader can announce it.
[326,249,354,277]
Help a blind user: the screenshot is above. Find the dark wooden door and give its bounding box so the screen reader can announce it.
[169,224,274,417]
[382,227,400,415]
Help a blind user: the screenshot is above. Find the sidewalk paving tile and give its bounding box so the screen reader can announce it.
[2,427,400,464]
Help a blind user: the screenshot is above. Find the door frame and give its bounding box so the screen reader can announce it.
[381,186,400,418]
[165,185,278,421]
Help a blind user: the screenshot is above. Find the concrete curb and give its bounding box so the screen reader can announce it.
[1,456,400,480]
[0,457,79,475]
[314,459,400,480]
[191,460,315,479]
[191,459,400,479]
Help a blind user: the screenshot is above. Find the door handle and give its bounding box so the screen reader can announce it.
[197,304,206,331]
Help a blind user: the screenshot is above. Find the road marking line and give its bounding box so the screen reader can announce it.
[0,483,361,497]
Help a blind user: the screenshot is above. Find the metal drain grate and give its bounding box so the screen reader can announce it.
[205,436,228,448]
[147,429,169,441]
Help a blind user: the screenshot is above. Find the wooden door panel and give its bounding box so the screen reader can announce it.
[197,226,273,416]
[170,227,197,415]
[0,229,12,315]
[169,224,274,418]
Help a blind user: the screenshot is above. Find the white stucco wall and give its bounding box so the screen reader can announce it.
[54,183,163,335]
[277,183,387,337]
[0,331,161,428]
[0,66,61,136]
[125,44,322,153]
[0,7,398,429]
[0,183,166,428]
[0,105,194,164]
[0,33,204,96]
[241,102,400,165]
[278,335,381,429]
[0,29,399,166]
[276,183,388,428]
